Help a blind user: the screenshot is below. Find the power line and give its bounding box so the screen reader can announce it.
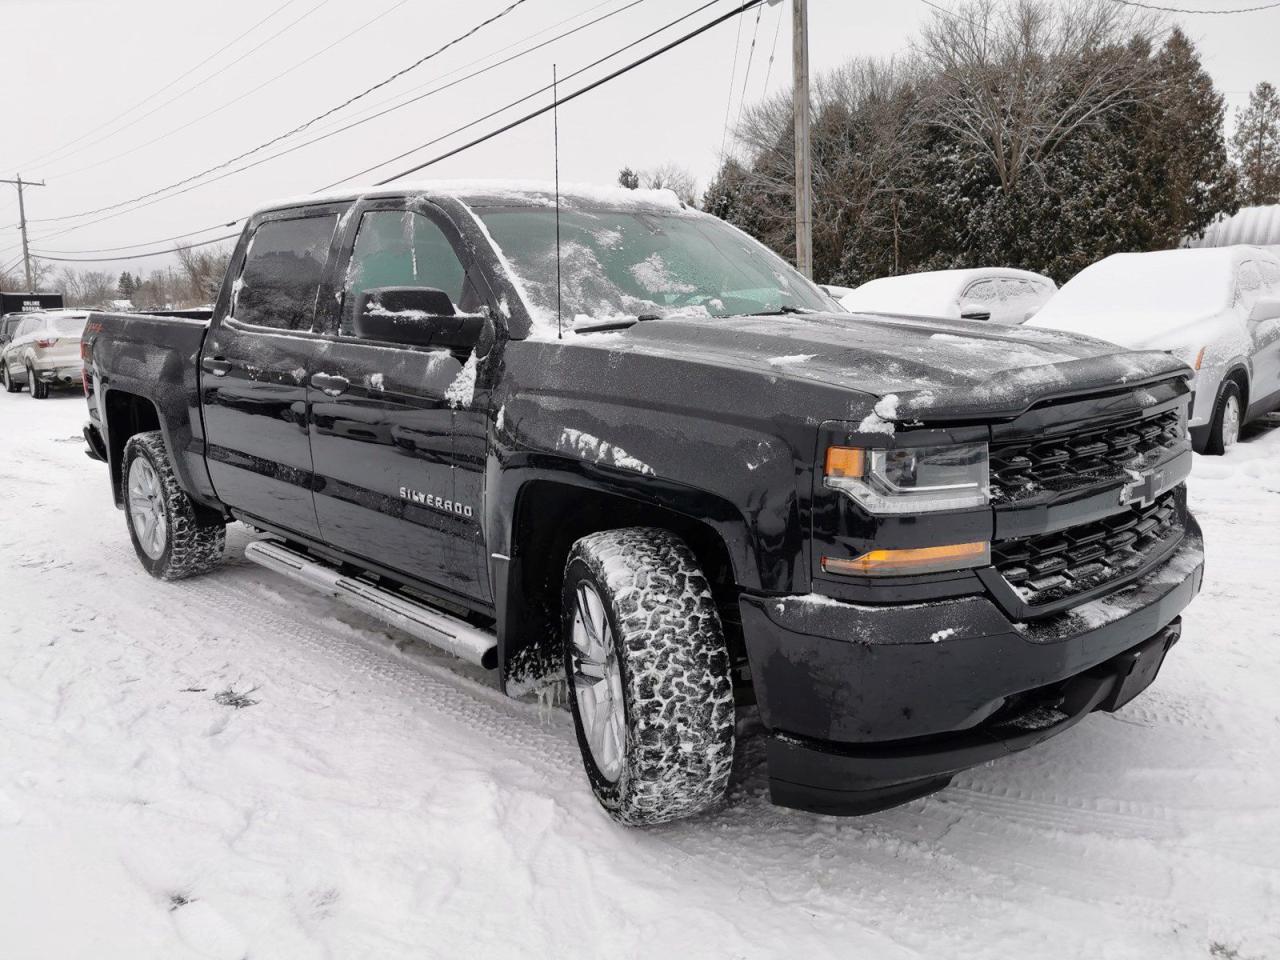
[31,232,242,264]
[760,0,784,95]
[32,220,244,256]
[1107,0,1280,11]
[32,0,335,178]
[33,1,762,264]
[32,0,535,225]
[734,2,765,135]
[8,0,302,172]
[48,0,414,182]
[26,0,652,247]
[328,0,728,189]
[372,0,766,185]
[719,5,747,160]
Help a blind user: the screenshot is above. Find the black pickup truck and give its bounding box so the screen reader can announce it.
[82,182,1204,825]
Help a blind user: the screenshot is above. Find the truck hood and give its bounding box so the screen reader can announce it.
[601,311,1190,422]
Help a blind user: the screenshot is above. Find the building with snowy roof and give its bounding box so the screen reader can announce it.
[1189,205,1280,253]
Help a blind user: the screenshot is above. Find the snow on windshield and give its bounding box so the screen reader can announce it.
[472,206,831,336]
[49,315,88,336]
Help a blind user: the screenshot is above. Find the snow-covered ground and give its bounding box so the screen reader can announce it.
[1,393,1278,960]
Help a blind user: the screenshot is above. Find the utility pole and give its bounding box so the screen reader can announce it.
[792,0,812,279]
[1,174,47,291]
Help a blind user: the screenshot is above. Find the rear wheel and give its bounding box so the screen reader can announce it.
[1203,380,1242,456]
[1,362,18,393]
[122,431,226,580]
[562,527,735,826]
[27,364,47,399]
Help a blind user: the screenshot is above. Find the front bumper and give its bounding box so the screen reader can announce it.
[740,518,1205,815]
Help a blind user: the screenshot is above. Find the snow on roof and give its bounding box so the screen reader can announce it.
[839,268,1051,316]
[1189,204,1280,250]
[256,179,687,217]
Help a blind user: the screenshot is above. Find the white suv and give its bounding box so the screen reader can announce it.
[0,310,89,399]
[1030,246,1280,455]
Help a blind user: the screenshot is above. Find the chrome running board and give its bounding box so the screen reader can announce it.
[244,539,497,669]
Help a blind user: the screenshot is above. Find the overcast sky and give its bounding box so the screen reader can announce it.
[1,0,1275,279]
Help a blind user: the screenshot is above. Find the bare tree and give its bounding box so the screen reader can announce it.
[915,0,1157,190]
[175,243,233,305]
[641,164,700,206]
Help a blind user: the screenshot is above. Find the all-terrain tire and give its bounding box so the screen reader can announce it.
[562,527,735,826]
[27,364,48,399]
[1202,379,1243,456]
[1,362,18,393]
[122,431,226,580]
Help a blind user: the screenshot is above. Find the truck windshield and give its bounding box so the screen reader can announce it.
[474,206,833,329]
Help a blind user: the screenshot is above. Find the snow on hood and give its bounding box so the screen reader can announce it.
[609,310,1190,421]
[1030,248,1245,347]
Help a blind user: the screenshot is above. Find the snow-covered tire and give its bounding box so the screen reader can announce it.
[122,431,226,581]
[1203,379,1243,456]
[27,365,47,399]
[562,527,735,826]
[1,362,19,393]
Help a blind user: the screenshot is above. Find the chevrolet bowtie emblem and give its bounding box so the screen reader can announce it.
[1121,467,1165,507]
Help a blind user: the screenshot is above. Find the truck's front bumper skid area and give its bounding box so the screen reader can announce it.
[741,523,1204,816]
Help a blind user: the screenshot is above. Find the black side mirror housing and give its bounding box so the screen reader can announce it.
[354,286,485,350]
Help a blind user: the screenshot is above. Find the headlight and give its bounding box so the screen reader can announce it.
[824,442,990,514]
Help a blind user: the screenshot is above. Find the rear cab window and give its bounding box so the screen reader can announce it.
[231,213,340,331]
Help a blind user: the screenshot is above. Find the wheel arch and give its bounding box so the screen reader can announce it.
[493,472,749,695]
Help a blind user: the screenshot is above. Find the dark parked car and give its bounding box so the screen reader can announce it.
[81,183,1204,825]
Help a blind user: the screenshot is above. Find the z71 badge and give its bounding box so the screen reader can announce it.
[399,486,473,518]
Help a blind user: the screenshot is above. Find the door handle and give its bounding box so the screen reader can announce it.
[201,356,233,377]
[310,372,350,397]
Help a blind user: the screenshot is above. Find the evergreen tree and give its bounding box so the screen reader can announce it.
[617,167,640,190]
[117,271,137,298]
[1232,81,1280,207]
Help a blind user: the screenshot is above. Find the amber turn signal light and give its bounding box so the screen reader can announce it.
[822,541,990,577]
[824,446,866,479]
[1193,346,1206,371]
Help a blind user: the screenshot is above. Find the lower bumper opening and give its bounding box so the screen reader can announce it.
[766,619,1181,816]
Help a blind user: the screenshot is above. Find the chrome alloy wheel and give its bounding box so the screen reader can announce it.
[1222,394,1241,450]
[127,456,168,560]
[570,581,626,782]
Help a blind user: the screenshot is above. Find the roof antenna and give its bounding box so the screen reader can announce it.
[553,63,563,340]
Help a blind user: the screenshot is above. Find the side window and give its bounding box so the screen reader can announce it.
[1260,260,1280,289]
[1235,261,1263,311]
[962,280,998,304]
[341,210,479,336]
[232,214,338,331]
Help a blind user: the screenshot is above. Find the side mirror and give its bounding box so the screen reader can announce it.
[354,286,484,350]
[1248,296,1280,324]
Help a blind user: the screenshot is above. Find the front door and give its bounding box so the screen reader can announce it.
[308,200,492,603]
[200,208,345,538]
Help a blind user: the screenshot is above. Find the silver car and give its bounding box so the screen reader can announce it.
[1,310,89,398]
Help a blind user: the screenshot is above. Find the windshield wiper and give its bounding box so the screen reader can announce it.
[573,312,663,334]
[740,305,813,317]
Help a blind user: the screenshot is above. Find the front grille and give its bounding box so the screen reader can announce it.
[991,490,1182,608]
[989,407,1182,504]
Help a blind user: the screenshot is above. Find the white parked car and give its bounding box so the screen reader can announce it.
[0,310,89,399]
[837,268,1057,324]
[1029,247,1280,455]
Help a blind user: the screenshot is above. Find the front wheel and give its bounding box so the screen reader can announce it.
[122,431,226,580]
[1203,379,1242,456]
[27,364,48,399]
[562,527,735,826]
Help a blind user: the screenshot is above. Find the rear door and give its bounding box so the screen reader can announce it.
[308,198,493,603]
[200,206,345,538]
